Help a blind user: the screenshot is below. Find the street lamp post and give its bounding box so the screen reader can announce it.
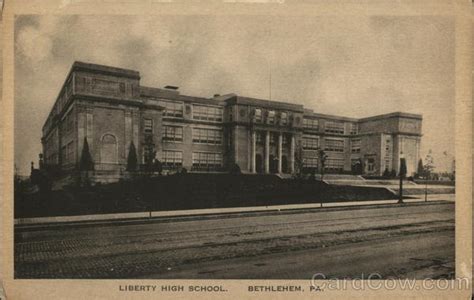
[318,148,328,181]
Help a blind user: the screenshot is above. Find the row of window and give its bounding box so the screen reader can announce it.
[161,150,224,169]
[192,128,222,145]
[253,109,288,125]
[325,121,345,135]
[302,137,319,150]
[324,139,345,152]
[162,125,223,145]
[303,119,359,135]
[301,137,364,153]
[302,157,345,170]
[325,158,345,171]
[193,105,223,122]
[157,101,223,122]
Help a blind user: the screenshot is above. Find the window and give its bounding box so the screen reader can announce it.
[351,139,361,153]
[163,126,183,142]
[325,158,345,171]
[303,157,319,168]
[325,121,345,134]
[385,139,391,154]
[193,105,223,122]
[144,119,153,134]
[162,150,183,168]
[193,128,222,145]
[254,108,262,123]
[256,131,265,144]
[158,100,183,118]
[350,123,358,135]
[192,152,223,171]
[325,138,344,152]
[267,110,275,124]
[367,158,375,172]
[270,133,277,145]
[282,134,289,145]
[280,112,288,125]
[302,137,319,150]
[303,118,319,130]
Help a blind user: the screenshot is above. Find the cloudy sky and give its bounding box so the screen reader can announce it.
[14,14,455,175]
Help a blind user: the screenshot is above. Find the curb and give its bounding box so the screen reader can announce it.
[14,199,453,231]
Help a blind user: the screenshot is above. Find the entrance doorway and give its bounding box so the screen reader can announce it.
[282,155,288,173]
[269,155,278,174]
[255,154,263,174]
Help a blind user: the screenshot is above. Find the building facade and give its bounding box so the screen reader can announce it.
[41,62,422,179]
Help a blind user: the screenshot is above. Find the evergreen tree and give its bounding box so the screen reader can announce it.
[126,142,138,172]
[79,137,94,171]
[416,158,424,178]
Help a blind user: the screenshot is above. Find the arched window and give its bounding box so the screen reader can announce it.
[100,134,118,163]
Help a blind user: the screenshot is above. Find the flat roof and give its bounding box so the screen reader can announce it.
[226,96,305,112]
[72,61,140,80]
[140,86,225,106]
[359,112,422,122]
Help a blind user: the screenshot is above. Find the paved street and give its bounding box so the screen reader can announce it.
[15,201,454,279]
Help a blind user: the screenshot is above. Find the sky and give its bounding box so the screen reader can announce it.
[14,14,455,175]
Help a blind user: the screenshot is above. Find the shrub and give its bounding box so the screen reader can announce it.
[229,163,242,174]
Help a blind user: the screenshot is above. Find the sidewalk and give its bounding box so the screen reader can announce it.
[14,193,455,227]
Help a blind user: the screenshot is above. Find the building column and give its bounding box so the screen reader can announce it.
[251,131,256,173]
[265,131,270,174]
[290,134,295,173]
[278,133,282,173]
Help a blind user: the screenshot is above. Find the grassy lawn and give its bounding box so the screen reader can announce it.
[15,174,397,218]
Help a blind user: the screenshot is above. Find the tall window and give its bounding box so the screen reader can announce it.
[280,112,288,125]
[350,123,359,135]
[163,126,183,142]
[302,137,319,150]
[267,110,275,124]
[158,100,183,118]
[100,134,118,163]
[144,119,153,134]
[193,105,223,122]
[325,121,345,134]
[270,133,277,145]
[351,139,361,153]
[192,128,222,145]
[303,118,319,130]
[325,138,344,152]
[162,150,183,168]
[254,108,262,123]
[192,152,223,171]
[256,131,265,145]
